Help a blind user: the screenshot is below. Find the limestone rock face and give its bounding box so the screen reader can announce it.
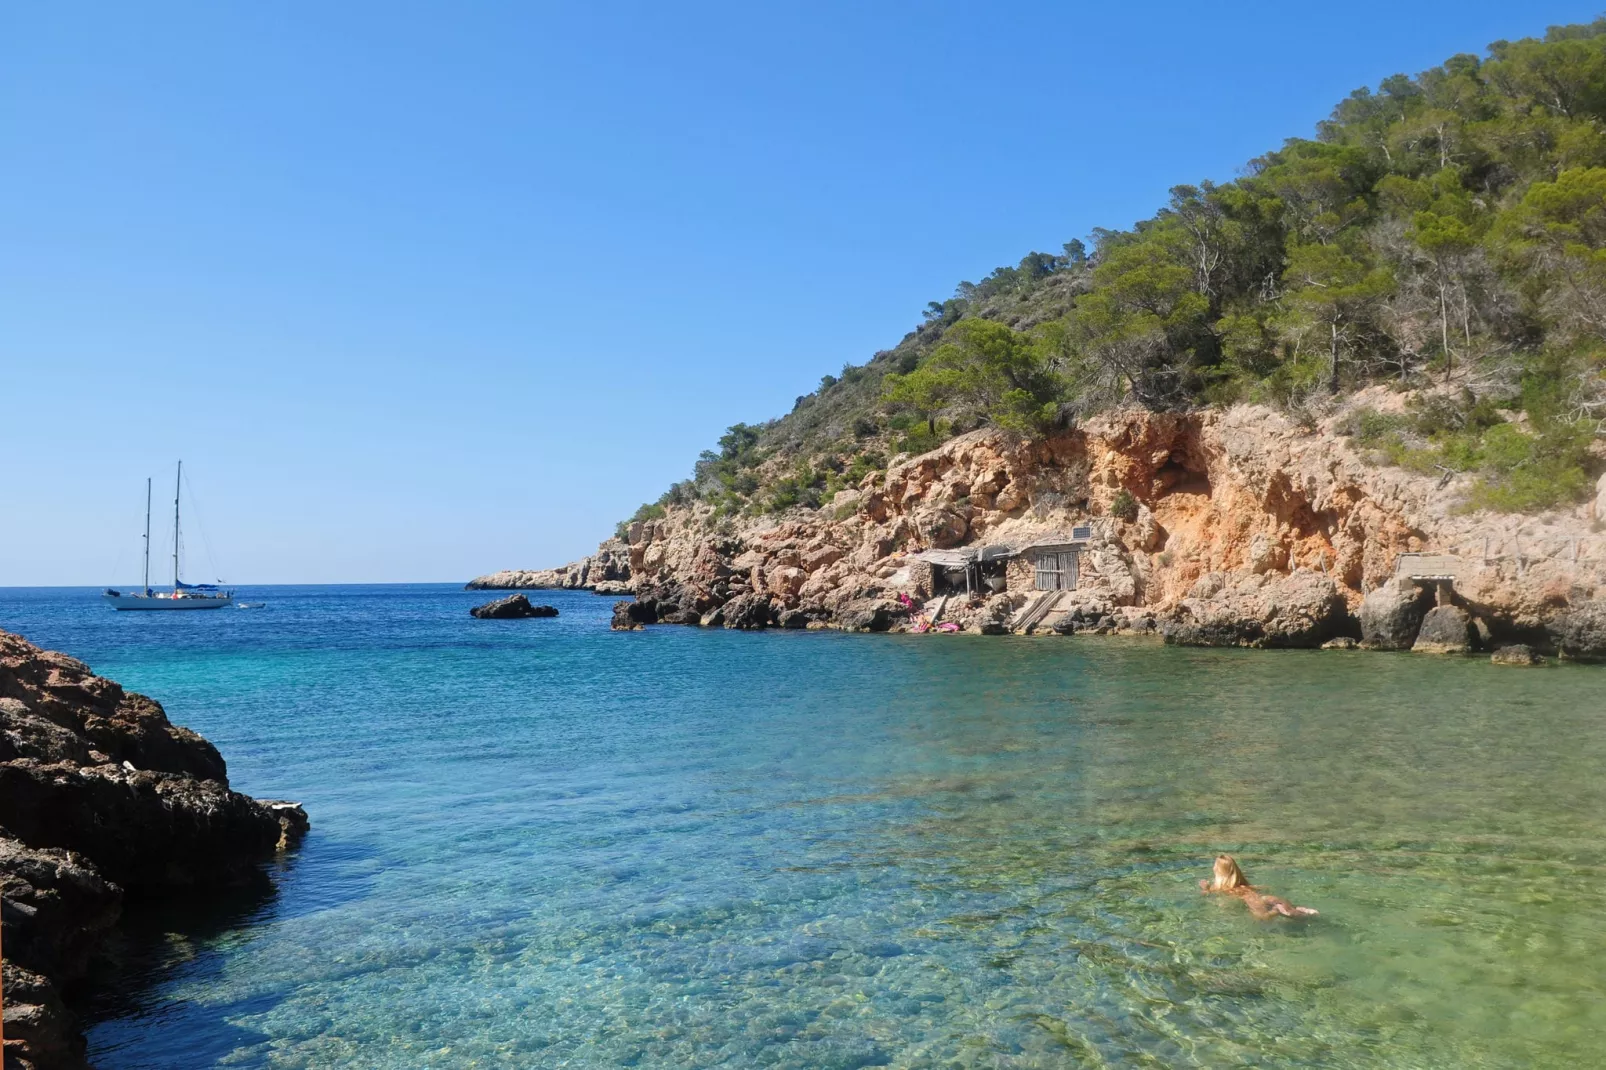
[1552,600,1606,660]
[466,539,632,592]
[1359,578,1434,649]
[915,507,969,549]
[976,596,1016,635]
[468,593,558,619]
[0,629,306,1070]
[1412,605,1476,654]
[492,403,1605,641]
[1248,533,1287,575]
[1163,571,1346,648]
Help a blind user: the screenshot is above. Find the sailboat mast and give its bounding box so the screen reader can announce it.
[143,478,152,594]
[173,461,182,590]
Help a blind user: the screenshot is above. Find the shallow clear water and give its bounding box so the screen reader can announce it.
[4,584,1605,1069]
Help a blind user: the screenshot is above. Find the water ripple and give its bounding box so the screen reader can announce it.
[2,584,1603,1068]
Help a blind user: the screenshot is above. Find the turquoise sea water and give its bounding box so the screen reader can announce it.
[3,583,1605,1069]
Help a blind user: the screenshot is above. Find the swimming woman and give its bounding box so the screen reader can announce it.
[1200,854,1318,918]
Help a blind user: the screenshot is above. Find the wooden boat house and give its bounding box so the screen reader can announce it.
[1007,530,1092,592]
[907,545,1010,597]
[910,527,1092,599]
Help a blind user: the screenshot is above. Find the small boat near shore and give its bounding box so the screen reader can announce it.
[104,462,234,611]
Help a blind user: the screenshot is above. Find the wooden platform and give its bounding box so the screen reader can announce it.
[1011,591,1064,633]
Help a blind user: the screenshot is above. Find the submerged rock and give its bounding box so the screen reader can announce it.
[0,629,306,1070]
[468,593,559,619]
[1491,644,1544,666]
[1412,605,1475,654]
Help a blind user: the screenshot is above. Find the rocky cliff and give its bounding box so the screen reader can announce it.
[0,630,308,1070]
[465,539,632,594]
[515,402,1606,656]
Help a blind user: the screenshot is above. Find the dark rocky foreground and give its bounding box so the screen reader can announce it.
[469,593,558,619]
[0,630,307,1070]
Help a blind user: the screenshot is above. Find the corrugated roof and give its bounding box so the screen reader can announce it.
[916,531,1090,565]
[912,548,977,567]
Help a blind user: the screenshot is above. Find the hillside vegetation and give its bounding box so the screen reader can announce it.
[623,19,1606,535]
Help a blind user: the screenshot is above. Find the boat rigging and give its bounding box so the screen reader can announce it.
[103,462,234,610]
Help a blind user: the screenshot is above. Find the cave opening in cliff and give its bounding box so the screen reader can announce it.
[1154,451,1210,497]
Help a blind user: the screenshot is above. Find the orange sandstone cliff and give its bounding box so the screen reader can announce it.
[475,404,1606,655]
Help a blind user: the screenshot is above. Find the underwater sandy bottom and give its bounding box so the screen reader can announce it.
[5,584,1601,1068]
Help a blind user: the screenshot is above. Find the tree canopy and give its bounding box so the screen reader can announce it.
[623,18,1606,525]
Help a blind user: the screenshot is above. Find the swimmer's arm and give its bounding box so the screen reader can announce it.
[1267,897,1319,917]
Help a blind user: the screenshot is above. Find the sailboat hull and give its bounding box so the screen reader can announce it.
[103,592,232,610]
[107,464,237,612]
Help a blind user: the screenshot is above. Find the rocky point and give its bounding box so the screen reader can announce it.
[0,630,308,1070]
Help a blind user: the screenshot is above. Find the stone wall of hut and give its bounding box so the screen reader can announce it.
[1006,554,1036,593]
[907,560,934,600]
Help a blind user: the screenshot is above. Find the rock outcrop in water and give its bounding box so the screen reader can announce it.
[0,630,307,1070]
[1490,643,1544,666]
[1162,570,1346,649]
[1411,605,1478,654]
[1552,599,1606,659]
[468,594,558,619]
[1358,577,1436,650]
[466,539,631,594]
[488,402,1606,656]
[609,600,656,631]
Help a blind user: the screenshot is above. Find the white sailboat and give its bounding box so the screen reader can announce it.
[103,462,234,610]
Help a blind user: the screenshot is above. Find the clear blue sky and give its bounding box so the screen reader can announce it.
[2,2,1596,585]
